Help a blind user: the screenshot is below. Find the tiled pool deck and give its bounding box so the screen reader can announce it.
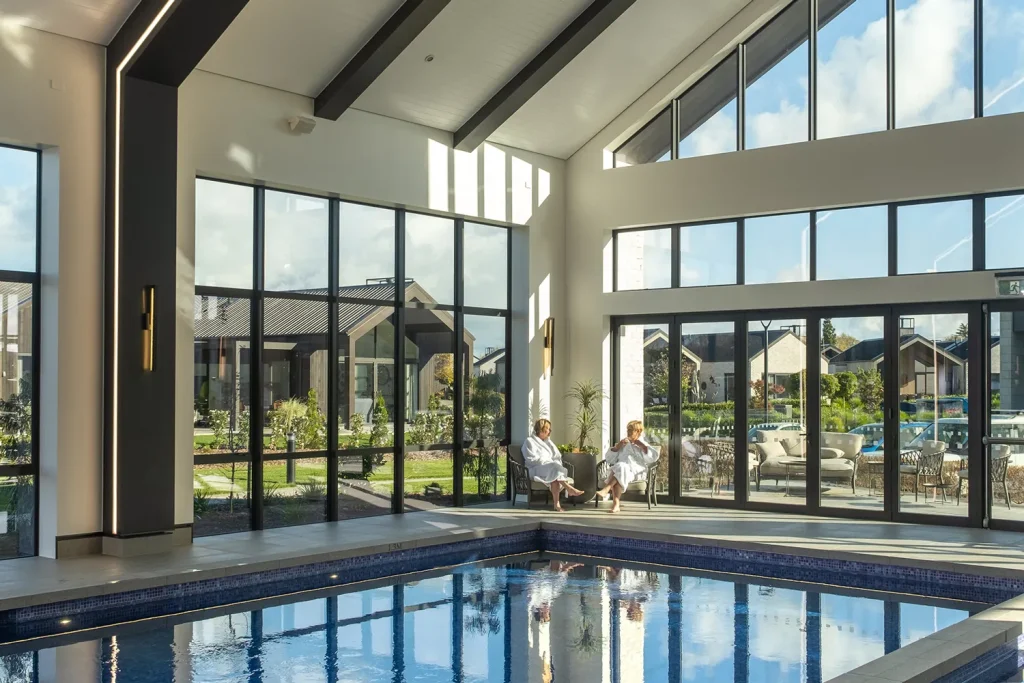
[4,505,1024,681]
[5,505,1024,612]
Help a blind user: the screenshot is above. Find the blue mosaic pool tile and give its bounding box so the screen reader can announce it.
[933,633,1024,683]
[0,530,539,642]
[540,530,1024,604]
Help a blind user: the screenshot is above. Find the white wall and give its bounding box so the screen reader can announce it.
[563,0,1024,449]
[176,69,567,523]
[0,27,105,556]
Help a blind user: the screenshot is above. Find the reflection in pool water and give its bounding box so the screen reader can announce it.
[0,556,974,682]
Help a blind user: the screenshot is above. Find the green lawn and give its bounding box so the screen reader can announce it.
[194,455,507,499]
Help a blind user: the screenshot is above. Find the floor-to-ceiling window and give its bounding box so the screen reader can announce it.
[193,180,513,536]
[0,145,39,558]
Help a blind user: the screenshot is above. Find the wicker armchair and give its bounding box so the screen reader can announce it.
[595,458,659,509]
[508,445,576,508]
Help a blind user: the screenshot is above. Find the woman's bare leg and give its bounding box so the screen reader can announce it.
[563,480,584,497]
[550,482,564,511]
[610,483,623,513]
[597,476,619,499]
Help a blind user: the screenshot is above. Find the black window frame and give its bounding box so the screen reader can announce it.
[194,178,515,534]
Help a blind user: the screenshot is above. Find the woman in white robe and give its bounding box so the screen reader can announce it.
[597,420,659,513]
[523,419,583,512]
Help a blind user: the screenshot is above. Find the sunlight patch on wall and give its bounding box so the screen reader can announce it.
[537,169,551,207]
[454,148,478,217]
[528,293,536,343]
[511,157,533,225]
[602,149,614,170]
[427,139,449,212]
[226,144,255,175]
[483,144,506,222]
[602,235,614,293]
[0,15,34,68]
[538,275,550,326]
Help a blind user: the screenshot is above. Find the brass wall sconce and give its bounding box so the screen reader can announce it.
[543,317,555,378]
[141,286,155,371]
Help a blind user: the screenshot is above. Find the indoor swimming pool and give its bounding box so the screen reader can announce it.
[0,554,984,682]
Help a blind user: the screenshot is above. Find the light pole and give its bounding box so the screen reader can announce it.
[760,321,772,419]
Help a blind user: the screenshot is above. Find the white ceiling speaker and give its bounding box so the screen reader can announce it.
[287,116,316,134]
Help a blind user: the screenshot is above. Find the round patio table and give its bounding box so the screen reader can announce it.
[561,452,598,505]
[777,457,807,497]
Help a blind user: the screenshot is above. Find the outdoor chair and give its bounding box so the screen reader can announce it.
[508,445,575,508]
[899,440,948,503]
[707,441,738,495]
[956,444,1012,509]
[595,458,659,509]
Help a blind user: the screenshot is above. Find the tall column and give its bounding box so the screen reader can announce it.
[102,0,248,554]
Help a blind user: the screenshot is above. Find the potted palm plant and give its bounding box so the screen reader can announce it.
[563,380,605,455]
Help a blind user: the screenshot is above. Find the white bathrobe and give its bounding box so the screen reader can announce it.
[523,435,573,486]
[602,438,659,490]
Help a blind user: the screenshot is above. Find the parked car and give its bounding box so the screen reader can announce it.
[847,422,929,452]
[907,414,1024,460]
[747,422,803,443]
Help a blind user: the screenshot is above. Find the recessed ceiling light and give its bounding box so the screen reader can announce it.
[59,619,71,626]
[424,54,435,63]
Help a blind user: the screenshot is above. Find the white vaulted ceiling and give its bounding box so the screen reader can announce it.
[351,0,594,134]
[0,0,141,45]
[198,0,406,98]
[198,0,753,158]
[12,0,755,159]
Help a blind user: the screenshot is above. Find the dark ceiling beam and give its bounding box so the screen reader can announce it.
[126,0,250,85]
[454,0,636,152]
[315,0,453,120]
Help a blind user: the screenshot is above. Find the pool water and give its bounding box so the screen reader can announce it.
[0,555,977,682]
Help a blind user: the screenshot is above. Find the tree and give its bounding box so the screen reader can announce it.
[434,353,454,397]
[301,388,327,450]
[820,374,840,400]
[835,371,858,403]
[644,347,669,407]
[834,333,859,352]
[787,370,806,397]
[955,323,969,341]
[822,319,837,347]
[855,369,884,411]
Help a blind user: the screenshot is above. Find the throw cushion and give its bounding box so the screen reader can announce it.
[819,447,844,460]
[781,437,805,457]
[757,440,786,461]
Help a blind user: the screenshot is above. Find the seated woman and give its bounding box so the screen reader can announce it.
[597,420,659,513]
[523,419,584,512]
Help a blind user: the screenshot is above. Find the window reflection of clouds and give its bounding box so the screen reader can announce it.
[464,222,508,310]
[405,213,454,305]
[897,200,972,274]
[195,179,253,289]
[983,0,1024,116]
[0,147,36,273]
[745,214,810,285]
[340,202,395,295]
[265,190,328,292]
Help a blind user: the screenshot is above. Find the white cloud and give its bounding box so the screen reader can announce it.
[687,0,982,152]
[0,185,35,272]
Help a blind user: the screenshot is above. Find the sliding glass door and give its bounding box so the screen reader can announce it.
[893,310,972,521]
[612,305,998,527]
[817,314,887,514]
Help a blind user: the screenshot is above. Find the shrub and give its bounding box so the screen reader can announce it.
[208,410,229,449]
[193,485,211,516]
